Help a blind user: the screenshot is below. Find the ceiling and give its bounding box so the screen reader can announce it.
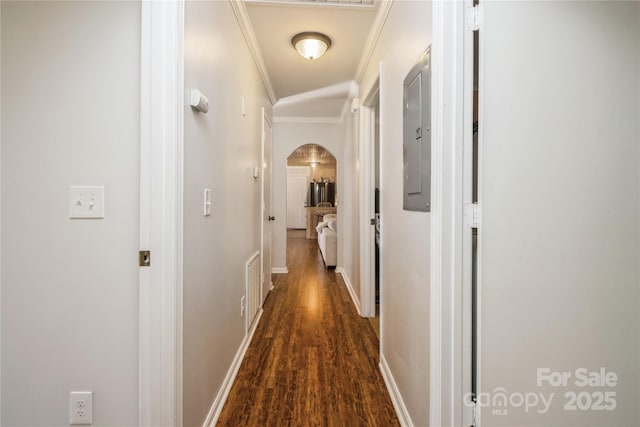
[244,0,379,118]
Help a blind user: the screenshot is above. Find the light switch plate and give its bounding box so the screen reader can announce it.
[69,186,104,219]
[203,188,212,216]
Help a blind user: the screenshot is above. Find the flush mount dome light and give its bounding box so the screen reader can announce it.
[292,32,332,60]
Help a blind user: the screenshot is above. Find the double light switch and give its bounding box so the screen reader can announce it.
[69,186,105,219]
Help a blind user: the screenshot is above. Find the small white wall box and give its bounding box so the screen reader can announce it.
[69,186,105,219]
[351,98,360,113]
[190,89,209,113]
[253,166,260,179]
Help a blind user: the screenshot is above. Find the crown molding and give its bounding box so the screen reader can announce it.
[355,0,394,84]
[244,0,375,10]
[229,0,278,105]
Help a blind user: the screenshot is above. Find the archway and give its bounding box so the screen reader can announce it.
[286,144,337,242]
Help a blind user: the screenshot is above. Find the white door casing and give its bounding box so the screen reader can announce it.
[359,66,382,319]
[139,1,184,425]
[261,108,273,301]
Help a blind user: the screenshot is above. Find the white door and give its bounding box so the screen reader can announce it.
[286,166,310,229]
[478,2,639,425]
[261,109,273,302]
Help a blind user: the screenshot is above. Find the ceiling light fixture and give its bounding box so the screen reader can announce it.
[291,32,332,60]
[308,161,319,168]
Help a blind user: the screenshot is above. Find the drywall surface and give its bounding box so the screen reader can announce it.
[271,121,344,271]
[359,1,433,425]
[480,2,639,425]
[182,1,271,425]
[1,2,141,425]
[340,110,361,302]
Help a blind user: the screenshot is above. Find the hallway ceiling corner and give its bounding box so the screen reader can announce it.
[243,0,382,118]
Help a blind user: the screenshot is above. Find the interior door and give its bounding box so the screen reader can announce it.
[478,2,639,425]
[286,167,310,229]
[261,109,273,303]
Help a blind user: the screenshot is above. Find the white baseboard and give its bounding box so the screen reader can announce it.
[380,354,413,427]
[336,268,361,316]
[271,267,288,274]
[202,308,264,427]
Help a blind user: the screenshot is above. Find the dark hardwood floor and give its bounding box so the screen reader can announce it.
[216,236,399,426]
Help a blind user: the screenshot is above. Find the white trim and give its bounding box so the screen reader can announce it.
[336,268,361,316]
[202,309,264,427]
[0,4,3,421]
[429,4,444,425]
[358,101,374,318]
[380,354,413,427]
[244,0,375,10]
[275,81,357,107]
[430,1,468,426]
[271,267,288,274]
[229,0,277,104]
[273,116,343,124]
[139,1,184,425]
[459,1,476,426]
[476,3,487,424]
[358,67,382,319]
[355,0,394,85]
[260,108,273,305]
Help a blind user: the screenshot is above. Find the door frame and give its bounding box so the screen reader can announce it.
[139,1,184,425]
[261,107,273,302]
[359,65,383,320]
[429,1,473,426]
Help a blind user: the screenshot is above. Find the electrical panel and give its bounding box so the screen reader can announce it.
[403,46,431,212]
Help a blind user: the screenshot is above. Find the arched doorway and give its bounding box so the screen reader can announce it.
[286,143,337,247]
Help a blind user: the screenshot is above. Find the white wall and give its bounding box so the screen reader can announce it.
[271,121,344,271]
[1,2,141,425]
[479,2,639,425]
[182,2,271,425]
[358,1,433,425]
[340,110,361,302]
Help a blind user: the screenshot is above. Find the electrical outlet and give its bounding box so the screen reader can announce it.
[70,391,92,425]
[240,296,246,317]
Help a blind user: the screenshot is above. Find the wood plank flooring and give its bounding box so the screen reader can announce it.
[216,237,399,426]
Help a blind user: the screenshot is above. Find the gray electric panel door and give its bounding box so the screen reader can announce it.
[403,47,431,212]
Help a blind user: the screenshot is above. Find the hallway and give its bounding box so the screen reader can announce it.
[216,236,399,426]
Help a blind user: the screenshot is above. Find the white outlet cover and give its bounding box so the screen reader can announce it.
[70,391,93,425]
[69,186,104,219]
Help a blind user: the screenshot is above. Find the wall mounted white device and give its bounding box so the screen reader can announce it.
[203,188,212,216]
[402,46,431,212]
[350,98,360,113]
[190,89,209,113]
